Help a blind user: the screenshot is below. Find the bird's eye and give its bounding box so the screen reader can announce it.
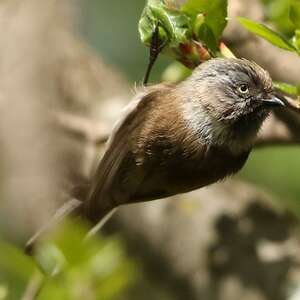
[238,84,249,94]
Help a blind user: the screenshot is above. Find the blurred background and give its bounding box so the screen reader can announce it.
[0,0,299,300]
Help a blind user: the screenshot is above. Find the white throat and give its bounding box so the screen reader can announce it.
[180,99,256,154]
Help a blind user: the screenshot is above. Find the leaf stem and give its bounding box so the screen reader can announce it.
[143,24,166,85]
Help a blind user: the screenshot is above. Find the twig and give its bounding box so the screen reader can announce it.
[281,95,300,112]
[255,112,300,147]
[55,112,109,145]
[21,272,45,300]
[55,106,300,150]
[25,198,83,255]
[85,208,117,240]
[143,24,166,85]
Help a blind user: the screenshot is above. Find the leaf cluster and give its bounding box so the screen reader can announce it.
[139,0,228,68]
[0,221,137,300]
[139,0,300,98]
[238,0,300,97]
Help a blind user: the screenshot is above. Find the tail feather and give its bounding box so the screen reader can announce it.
[25,198,83,255]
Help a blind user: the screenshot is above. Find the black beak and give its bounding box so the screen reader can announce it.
[262,95,285,108]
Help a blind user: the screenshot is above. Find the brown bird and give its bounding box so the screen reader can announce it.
[25,58,285,253]
[84,58,284,222]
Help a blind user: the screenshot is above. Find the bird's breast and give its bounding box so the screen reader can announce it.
[162,145,250,194]
[130,137,250,202]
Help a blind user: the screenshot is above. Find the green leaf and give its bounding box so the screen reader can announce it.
[238,17,297,51]
[152,6,191,46]
[197,23,218,52]
[35,243,66,276]
[274,81,299,95]
[181,0,228,41]
[36,221,138,300]
[0,241,37,299]
[290,2,300,29]
[162,61,192,82]
[139,3,191,48]
[138,1,215,68]
[0,241,36,281]
[0,286,8,300]
[292,29,300,50]
[139,5,167,46]
[264,0,296,35]
[148,0,162,5]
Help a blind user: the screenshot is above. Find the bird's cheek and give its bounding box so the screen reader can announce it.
[222,106,236,119]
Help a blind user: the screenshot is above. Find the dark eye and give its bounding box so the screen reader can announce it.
[238,84,249,94]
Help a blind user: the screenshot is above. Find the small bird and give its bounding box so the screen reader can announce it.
[84,58,285,222]
[25,58,285,253]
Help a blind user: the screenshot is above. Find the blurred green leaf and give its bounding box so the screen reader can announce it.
[292,29,300,50]
[94,260,137,300]
[0,242,36,281]
[35,243,66,276]
[0,286,8,300]
[34,221,138,300]
[196,23,217,52]
[290,2,300,29]
[162,61,192,82]
[238,17,297,52]
[274,81,299,95]
[263,0,296,35]
[38,277,68,300]
[148,0,161,5]
[0,241,37,299]
[46,221,107,266]
[181,0,228,43]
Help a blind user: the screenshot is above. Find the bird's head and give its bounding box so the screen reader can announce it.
[178,58,285,151]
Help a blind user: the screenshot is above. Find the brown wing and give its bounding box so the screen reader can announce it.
[84,86,167,221]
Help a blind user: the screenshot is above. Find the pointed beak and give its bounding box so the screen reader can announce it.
[262,95,285,108]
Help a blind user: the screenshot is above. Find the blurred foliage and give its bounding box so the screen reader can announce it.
[238,0,300,56]
[261,0,298,35]
[273,81,299,96]
[162,61,192,82]
[240,147,300,217]
[239,2,300,101]
[238,17,297,52]
[0,221,138,300]
[80,0,172,83]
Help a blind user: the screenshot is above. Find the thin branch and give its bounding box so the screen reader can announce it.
[281,95,300,112]
[255,111,300,147]
[143,24,165,85]
[21,272,45,300]
[25,198,83,255]
[55,112,109,145]
[55,107,300,150]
